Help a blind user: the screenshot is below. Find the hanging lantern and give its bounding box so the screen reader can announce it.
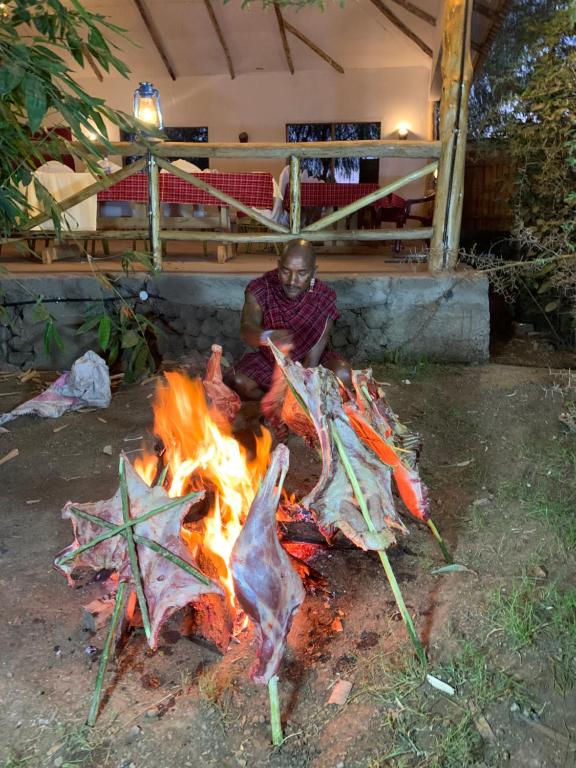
[133,82,163,130]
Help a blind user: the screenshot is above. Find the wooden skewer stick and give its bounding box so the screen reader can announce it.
[268,675,283,746]
[87,581,128,726]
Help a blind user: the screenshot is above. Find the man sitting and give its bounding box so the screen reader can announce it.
[227,239,351,400]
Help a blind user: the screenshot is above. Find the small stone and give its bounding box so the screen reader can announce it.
[336,762,345,768]
[102,445,113,456]
[235,758,247,768]
[53,758,63,768]
[127,724,142,743]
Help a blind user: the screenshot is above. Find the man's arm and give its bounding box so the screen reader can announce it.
[303,319,333,367]
[240,290,294,350]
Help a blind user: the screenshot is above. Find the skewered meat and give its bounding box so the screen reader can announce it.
[268,344,407,551]
[203,344,241,426]
[55,455,223,649]
[231,444,305,684]
[350,370,430,522]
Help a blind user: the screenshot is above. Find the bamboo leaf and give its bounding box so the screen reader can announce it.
[98,314,112,351]
[22,76,48,134]
[121,329,140,349]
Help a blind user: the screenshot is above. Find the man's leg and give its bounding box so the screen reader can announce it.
[224,368,265,400]
[324,353,353,391]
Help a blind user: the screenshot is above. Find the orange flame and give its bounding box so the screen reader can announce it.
[135,372,271,607]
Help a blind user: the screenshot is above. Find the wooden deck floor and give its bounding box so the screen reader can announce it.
[0,239,429,276]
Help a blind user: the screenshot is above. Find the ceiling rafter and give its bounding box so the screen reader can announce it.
[132,0,177,81]
[388,0,436,26]
[473,0,496,19]
[273,4,295,75]
[203,0,235,80]
[283,19,344,74]
[368,0,432,57]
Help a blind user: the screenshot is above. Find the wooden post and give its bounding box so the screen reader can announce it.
[147,151,162,271]
[429,0,473,272]
[289,155,301,235]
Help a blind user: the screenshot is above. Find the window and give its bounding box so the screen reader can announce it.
[121,126,209,168]
[286,121,381,182]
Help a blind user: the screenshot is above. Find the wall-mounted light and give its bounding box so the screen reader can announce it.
[133,81,163,130]
[396,121,410,140]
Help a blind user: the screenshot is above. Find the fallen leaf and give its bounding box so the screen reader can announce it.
[124,436,144,442]
[0,448,19,466]
[53,424,69,434]
[444,459,474,468]
[102,445,113,456]
[327,679,353,705]
[0,427,10,434]
[97,417,107,424]
[426,674,455,696]
[431,563,477,576]
[331,617,344,633]
[470,702,497,744]
[26,499,41,505]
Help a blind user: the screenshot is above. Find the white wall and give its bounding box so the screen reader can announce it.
[79,66,435,196]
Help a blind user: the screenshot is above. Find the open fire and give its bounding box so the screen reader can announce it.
[134,371,272,609]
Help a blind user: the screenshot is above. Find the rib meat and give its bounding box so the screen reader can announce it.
[268,344,407,552]
[231,444,305,684]
[351,370,430,522]
[203,344,241,426]
[55,455,223,649]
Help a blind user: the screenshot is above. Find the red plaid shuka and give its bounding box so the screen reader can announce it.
[235,270,340,390]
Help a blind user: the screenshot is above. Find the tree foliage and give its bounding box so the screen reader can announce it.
[0,0,135,236]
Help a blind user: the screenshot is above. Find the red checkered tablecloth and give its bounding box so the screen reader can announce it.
[98,172,274,208]
[284,183,405,211]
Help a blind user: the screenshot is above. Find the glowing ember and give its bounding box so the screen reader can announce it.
[135,371,271,608]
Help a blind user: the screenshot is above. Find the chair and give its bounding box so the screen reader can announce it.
[395,194,435,252]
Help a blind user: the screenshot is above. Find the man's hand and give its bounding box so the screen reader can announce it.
[262,329,294,353]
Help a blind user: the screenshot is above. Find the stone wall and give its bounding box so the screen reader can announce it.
[0,269,489,370]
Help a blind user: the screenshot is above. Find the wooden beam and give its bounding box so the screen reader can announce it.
[156,157,290,233]
[81,43,103,82]
[72,139,442,159]
[289,155,301,233]
[203,0,235,80]
[132,0,177,81]
[273,4,295,75]
[20,158,147,232]
[369,0,433,56]
[283,20,345,74]
[388,0,436,26]
[473,0,510,74]
[158,228,433,243]
[304,161,438,232]
[473,0,496,18]
[429,0,473,271]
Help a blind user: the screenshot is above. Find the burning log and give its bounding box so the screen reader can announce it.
[231,444,305,744]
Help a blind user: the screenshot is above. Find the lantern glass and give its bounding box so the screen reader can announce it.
[133,82,163,130]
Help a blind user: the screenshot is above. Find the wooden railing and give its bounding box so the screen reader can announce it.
[10,139,441,270]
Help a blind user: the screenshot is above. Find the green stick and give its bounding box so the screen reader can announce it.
[119,455,152,643]
[156,463,169,487]
[360,385,452,564]
[330,422,426,664]
[56,491,203,566]
[426,519,453,564]
[132,534,211,585]
[268,675,283,746]
[64,506,211,585]
[87,580,128,726]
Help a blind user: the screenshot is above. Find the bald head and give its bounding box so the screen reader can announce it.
[278,239,316,298]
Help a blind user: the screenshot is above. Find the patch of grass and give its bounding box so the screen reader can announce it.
[488,577,544,650]
[45,723,103,768]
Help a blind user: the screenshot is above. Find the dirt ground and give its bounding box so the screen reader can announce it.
[2,350,576,768]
